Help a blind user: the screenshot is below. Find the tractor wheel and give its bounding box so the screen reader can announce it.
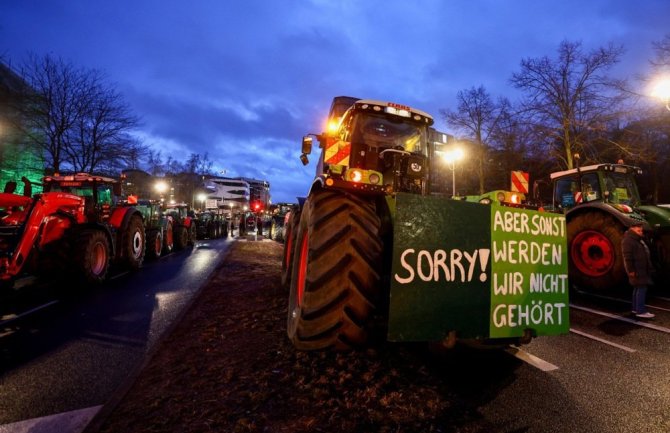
[207,222,217,239]
[174,226,188,250]
[568,212,626,291]
[162,220,174,254]
[188,224,197,246]
[287,190,382,351]
[121,214,145,270]
[146,229,163,259]
[74,229,110,284]
[281,210,301,288]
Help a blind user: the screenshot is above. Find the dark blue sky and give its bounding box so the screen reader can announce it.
[2,1,669,202]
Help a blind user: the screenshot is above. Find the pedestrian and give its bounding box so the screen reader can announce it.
[622,221,655,319]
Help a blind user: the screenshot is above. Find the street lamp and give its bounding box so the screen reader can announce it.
[155,181,168,203]
[651,76,670,111]
[441,147,465,197]
[197,193,207,210]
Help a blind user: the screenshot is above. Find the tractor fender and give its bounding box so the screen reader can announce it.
[108,206,143,230]
[306,176,327,201]
[637,205,670,229]
[565,202,640,229]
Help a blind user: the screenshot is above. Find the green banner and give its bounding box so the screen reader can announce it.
[388,193,568,341]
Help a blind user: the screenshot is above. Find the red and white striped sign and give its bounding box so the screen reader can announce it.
[510,171,529,194]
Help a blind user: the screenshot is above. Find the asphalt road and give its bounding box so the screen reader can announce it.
[467,287,670,433]
[0,236,233,428]
[2,239,670,433]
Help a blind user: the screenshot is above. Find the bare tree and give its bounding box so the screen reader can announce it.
[441,86,506,193]
[66,82,145,173]
[651,34,670,68]
[510,40,628,169]
[16,53,143,175]
[18,54,89,173]
[146,149,165,176]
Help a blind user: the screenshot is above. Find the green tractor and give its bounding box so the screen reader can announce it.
[282,97,569,351]
[548,161,670,291]
[128,198,172,259]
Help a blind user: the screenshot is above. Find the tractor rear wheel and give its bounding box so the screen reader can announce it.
[121,215,145,270]
[74,229,110,284]
[281,209,301,288]
[188,224,197,246]
[146,229,163,259]
[163,220,174,254]
[568,212,626,291]
[174,226,189,250]
[287,190,382,351]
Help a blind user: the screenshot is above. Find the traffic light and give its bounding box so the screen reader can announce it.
[252,201,263,212]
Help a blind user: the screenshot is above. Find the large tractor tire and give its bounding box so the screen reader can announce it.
[287,190,382,351]
[568,211,626,291]
[121,215,146,270]
[207,222,216,239]
[174,226,189,250]
[163,220,174,254]
[146,229,163,259]
[73,229,111,284]
[188,224,197,246]
[281,209,301,288]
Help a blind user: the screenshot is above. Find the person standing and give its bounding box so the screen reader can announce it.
[622,221,655,319]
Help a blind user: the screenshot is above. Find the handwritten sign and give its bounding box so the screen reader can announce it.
[388,193,568,341]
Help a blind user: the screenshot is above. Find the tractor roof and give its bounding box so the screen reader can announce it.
[550,163,642,180]
[43,172,119,184]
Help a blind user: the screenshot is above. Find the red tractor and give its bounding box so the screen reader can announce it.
[163,203,197,250]
[0,173,146,289]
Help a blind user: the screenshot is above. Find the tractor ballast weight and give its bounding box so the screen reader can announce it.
[549,163,670,291]
[284,98,569,351]
[0,173,146,288]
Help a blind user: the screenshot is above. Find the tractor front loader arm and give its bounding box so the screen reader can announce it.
[0,193,84,282]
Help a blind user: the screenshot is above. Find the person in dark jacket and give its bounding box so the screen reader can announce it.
[622,221,655,319]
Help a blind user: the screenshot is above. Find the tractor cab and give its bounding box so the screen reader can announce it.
[550,164,643,211]
[303,99,434,196]
[42,173,120,222]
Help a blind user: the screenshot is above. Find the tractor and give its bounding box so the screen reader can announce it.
[124,197,173,259]
[283,97,569,351]
[267,202,297,242]
[547,161,670,291]
[164,203,197,250]
[0,172,145,289]
[195,209,227,239]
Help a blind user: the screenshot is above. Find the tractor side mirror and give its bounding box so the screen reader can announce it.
[301,136,313,155]
[300,136,313,166]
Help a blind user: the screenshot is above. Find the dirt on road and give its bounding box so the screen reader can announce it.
[88,239,514,433]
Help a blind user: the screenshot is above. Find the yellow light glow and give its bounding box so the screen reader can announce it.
[328,120,339,133]
[651,77,670,101]
[441,148,464,163]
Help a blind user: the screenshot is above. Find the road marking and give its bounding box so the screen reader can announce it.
[570,304,670,334]
[0,300,59,327]
[0,405,102,433]
[569,328,636,352]
[574,291,670,313]
[506,346,559,371]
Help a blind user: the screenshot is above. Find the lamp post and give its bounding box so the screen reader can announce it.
[197,193,207,210]
[155,181,168,204]
[651,76,670,111]
[441,148,464,197]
